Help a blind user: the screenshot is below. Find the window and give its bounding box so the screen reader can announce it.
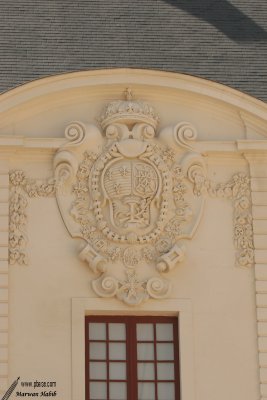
[85,316,180,400]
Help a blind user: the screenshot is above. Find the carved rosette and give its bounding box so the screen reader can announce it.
[53,89,207,305]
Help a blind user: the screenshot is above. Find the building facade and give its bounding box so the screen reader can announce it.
[0,69,267,399]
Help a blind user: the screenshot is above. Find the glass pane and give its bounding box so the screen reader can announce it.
[109,362,126,380]
[109,342,126,360]
[89,342,106,360]
[156,343,174,361]
[137,343,154,360]
[138,363,155,381]
[138,382,155,400]
[109,323,126,341]
[157,383,175,400]
[156,323,173,341]
[157,363,175,380]
[137,324,154,341]
[109,382,127,400]
[90,382,107,400]
[89,323,106,340]
[90,362,107,380]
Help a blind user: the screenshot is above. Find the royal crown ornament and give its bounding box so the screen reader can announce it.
[98,88,160,130]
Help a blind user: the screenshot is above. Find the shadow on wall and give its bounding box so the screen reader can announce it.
[164,0,267,41]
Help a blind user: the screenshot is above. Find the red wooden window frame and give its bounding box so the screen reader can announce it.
[85,315,180,400]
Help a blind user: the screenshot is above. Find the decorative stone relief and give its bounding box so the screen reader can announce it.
[190,169,254,267]
[54,89,207,305]
[9,170,56,265]
[9,89,255,297]
[9,171,28,265]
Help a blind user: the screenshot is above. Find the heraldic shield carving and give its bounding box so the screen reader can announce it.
[53,89,206,305]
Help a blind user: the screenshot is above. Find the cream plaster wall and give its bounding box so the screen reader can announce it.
[1,70,267,400]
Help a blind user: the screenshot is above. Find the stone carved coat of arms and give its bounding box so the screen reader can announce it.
[53,89,206,305]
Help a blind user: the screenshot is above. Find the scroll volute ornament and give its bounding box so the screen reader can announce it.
[53,89,206,305]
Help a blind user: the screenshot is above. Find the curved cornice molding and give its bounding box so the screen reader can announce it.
[1,69,267,121]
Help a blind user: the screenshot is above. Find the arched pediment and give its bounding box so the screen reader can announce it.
[0,69,267,141]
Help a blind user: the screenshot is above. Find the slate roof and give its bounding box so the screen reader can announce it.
[1,0,267,102]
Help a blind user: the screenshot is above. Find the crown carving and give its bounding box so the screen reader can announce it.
[99,88,160,130]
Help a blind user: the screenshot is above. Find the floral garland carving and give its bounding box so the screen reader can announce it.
[9,167,254,270]
[191,171,254,267]
[9,170,56,265]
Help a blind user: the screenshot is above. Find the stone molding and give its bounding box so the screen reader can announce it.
[2,70,267,127]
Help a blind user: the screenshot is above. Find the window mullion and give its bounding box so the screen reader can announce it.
[106,323,110,400]
[126,318,132,400]
[153,323,158,400]
[173,318,180,400]
[85,318,89,400]
[132,319,138,400]
[126,317,138,400]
